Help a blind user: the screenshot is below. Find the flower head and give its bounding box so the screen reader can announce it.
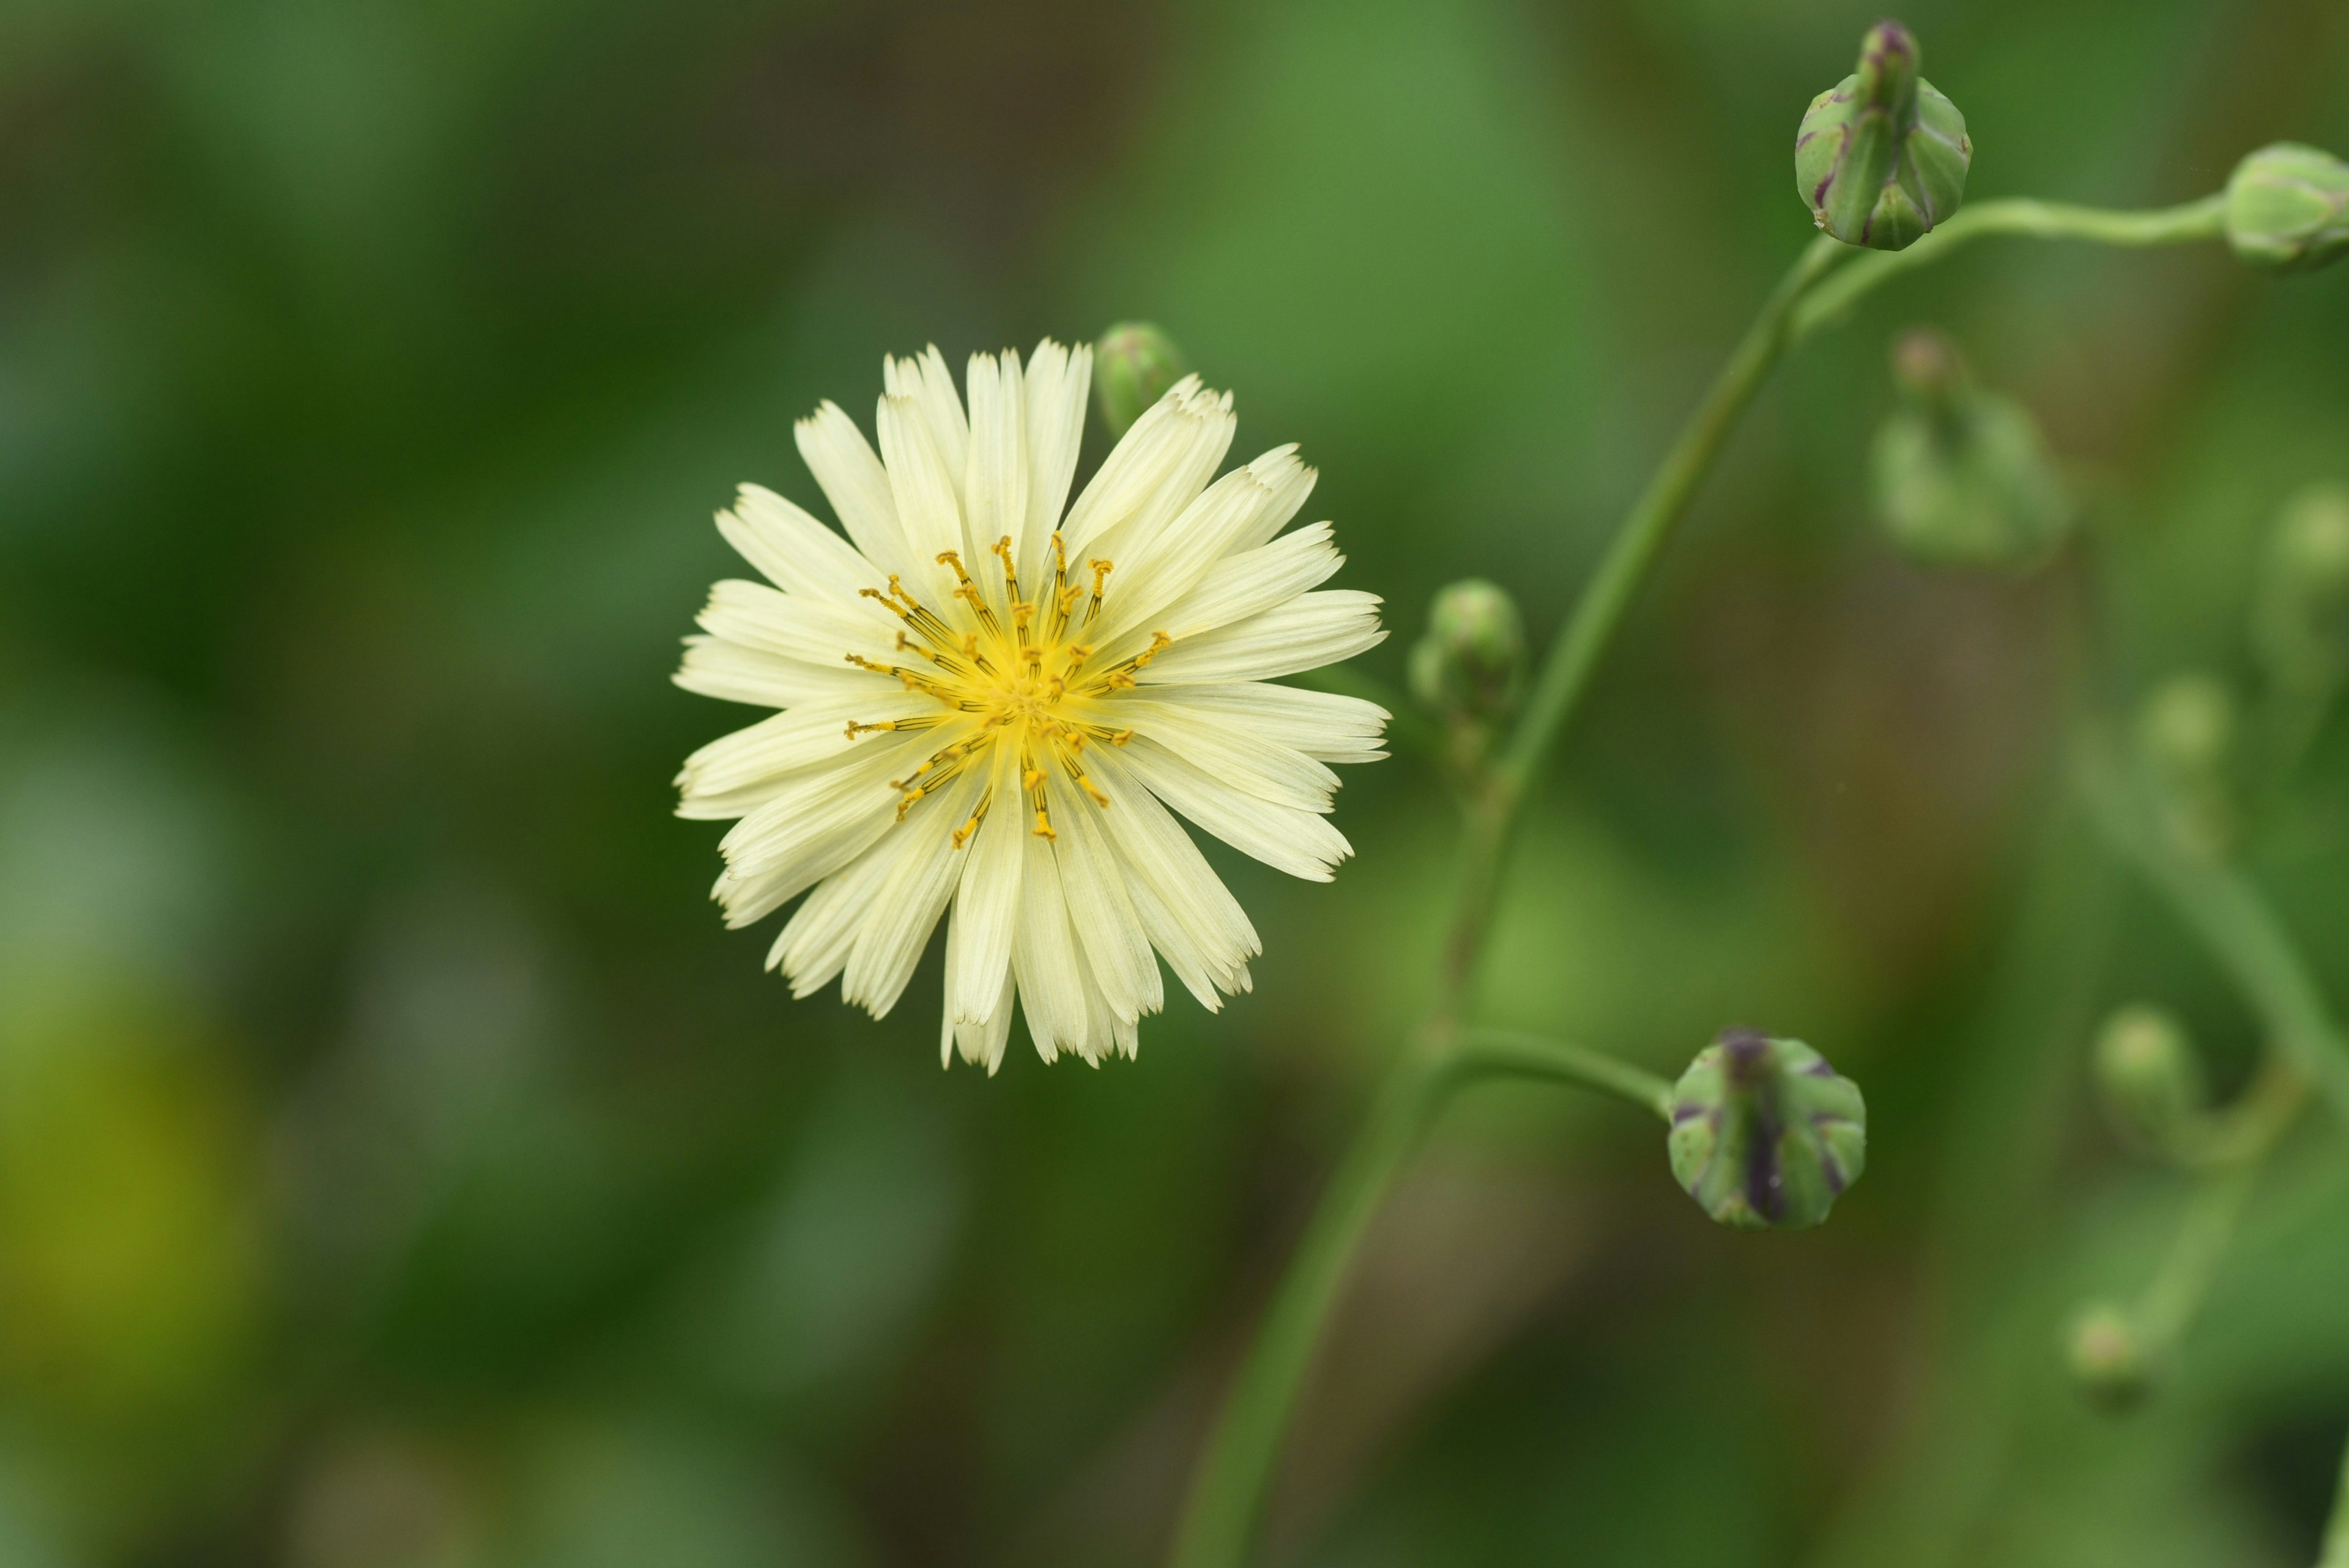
[675,342,1387,1070]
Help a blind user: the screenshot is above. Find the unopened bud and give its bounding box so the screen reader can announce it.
[1094,322,1190,440]
[1795,21,1972,251]
[1408,579,1527,728]
[2252,483,2349,686]
[2136,673,2235,782]
[1668,1030,1866,1231]
[2066,1303,2153,1410]
[1869,328,2071,568]
[2093,1005,2206,1152]
[2224,143,2349,276]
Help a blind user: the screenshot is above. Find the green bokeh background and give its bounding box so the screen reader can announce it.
[2,0,2346,1564]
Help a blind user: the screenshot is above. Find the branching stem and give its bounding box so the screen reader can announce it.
[1170,193,2238,1568]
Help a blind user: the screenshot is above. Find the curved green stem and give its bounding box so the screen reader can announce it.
[2075,740,2349,1123]
[1165,1032,1667,1568]
[2132,1166,2256,1355]
[1791,194,2228,341]
[1173,193,2239,1568]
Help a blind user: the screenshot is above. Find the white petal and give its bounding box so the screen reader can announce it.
[1137,682,1389,764]
[947,747,1024,1024]
[1113,711,1338,813]
[947,955,1018,1073]
[1138,590,1385,686]
[714,728,937,889]
[1011,825,1089,1062]
[1058,377,1234,564]
[1154,522,1343,643]
[771,837,901,996]
[720,484,878,601]
[1045,771,1160,1026]
[696,579,899,670]
[674,635,897,709]
[961,350,1029,619]
[1021,338,1091,584]
[795,401,915,580]
[1115,740,1353,882]
[1083,747,1260,1004]
[675,691,943,815]
[875,393,967,610]
[1088,447,1313,656]
[842,768,982,1019]
[886,346,969,497]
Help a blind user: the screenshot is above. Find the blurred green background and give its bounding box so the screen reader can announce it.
[2,0,2347,1563]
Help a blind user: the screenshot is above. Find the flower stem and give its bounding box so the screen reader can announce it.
[2074,740,2349,1123]
[2321,1429,2349,1568]
[1172,194,2240,1568]
[1164,1031,1668,1568]
[1790,193,2228,340]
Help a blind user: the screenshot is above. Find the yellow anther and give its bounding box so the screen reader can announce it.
[1049,531,1067,578]
[1076,774,1110,807]
[960,632,979,658]
[845,719,899,738]
[1111,728,1134,746]
[1089,558,1113,590]
[1031,811,1056,840]
[1134,630,1174,667]
[1023,769,1045,792]
[935,550,972,583]
[1056,585,1083,615]
[887,574,919,608]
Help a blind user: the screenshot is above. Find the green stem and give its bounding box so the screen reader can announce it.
[2132,1166,2255,1353]
[1172,193,2238,1568]
[1791,194,2228,340]
[2321,1429,2349,1568]
[1166,1034,1668,1568]
[2076,741,2349,1123]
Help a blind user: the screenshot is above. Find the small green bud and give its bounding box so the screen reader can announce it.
[2224,142,2349,275]
[1094,322,1190,440]
[1408,579,1527,730]
[2066,1303,2153,1410]
[1668,1030,1866,1231]
[2252,483,2349,685]
[2136,673,2235,781]
[2136,673,2237,856]
[2092,1005,2206,1152]
[1795,21,1973,251]
[1868,328,2071,568]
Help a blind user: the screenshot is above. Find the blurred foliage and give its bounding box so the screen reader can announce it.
[1,0,2347,1564]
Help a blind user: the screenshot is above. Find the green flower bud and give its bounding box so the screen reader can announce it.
[2136,673,2235,782]
[2224,142,2349,275]
[1795,21,1972,251]
[1668,1030,1866,1231]
[2092,1005,2206,1152]
[1408,579,1527,727]
[2066,1303,2152,1410]
[1094,322,1190,440]
[2136,673,2236,856]
[1868,328,2071,568]
[2252,483,2349,686]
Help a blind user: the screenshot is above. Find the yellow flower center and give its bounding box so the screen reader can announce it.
[845,533,1171,843]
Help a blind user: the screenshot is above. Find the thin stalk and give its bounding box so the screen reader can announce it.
[1791,194,2228,341]
[1172,192,2238,1568]
[2132,1166,2255,1353]
[2076,743,2349,1122]
[1165,1035,1667,1568]
[1448,1027,1677,1118]
[2322,1430,2349,1568]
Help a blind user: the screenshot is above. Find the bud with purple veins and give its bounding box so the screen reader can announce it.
[1668,1030,1866,1231]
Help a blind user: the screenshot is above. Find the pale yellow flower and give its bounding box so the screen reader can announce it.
[676,342,1386,1069]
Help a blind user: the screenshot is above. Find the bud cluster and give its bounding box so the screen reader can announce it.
[1093,322,1190,440]
[1868,327,2071,569]
[2135,673,2237,856]
[1409,579,1528,773]
[2091,1005,2208,1157]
